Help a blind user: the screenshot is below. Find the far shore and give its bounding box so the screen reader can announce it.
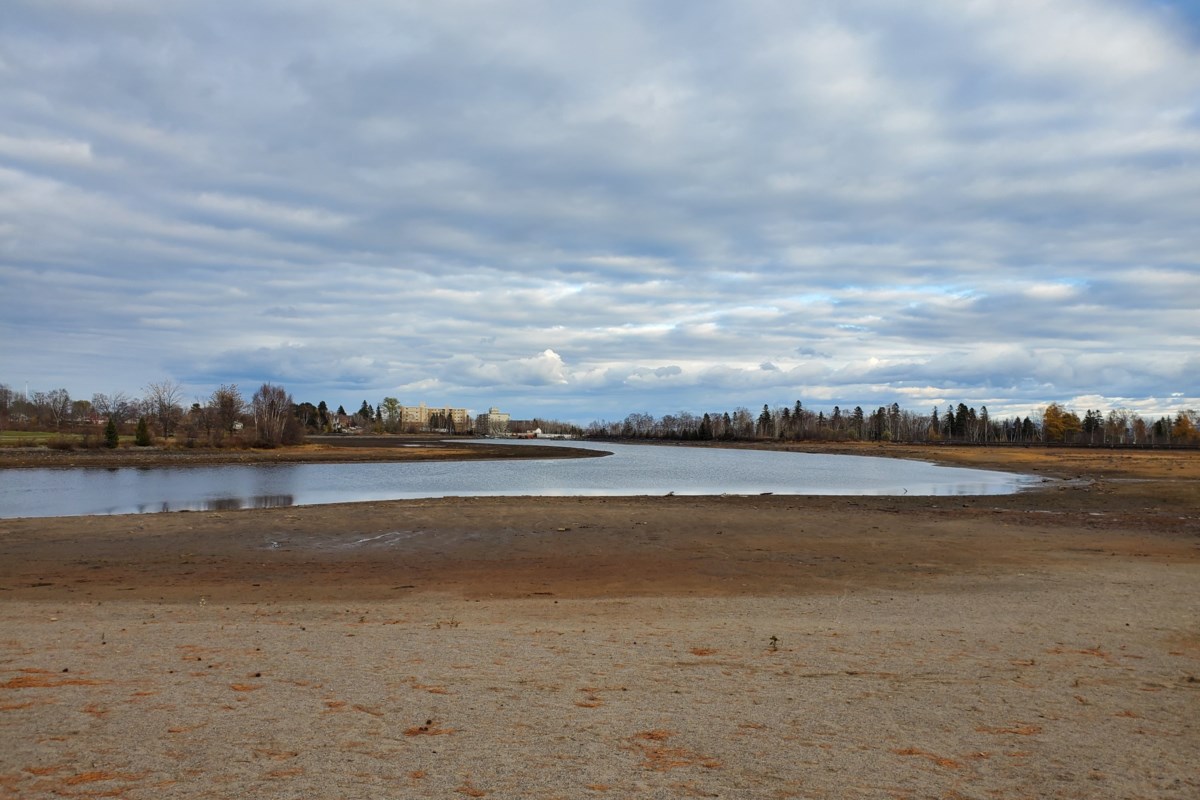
[3,431,1197,480]
[0,435,602,470]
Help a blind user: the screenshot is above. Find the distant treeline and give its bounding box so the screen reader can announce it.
[0,380,305,448]
[5,380,1197,449]
[0,379,587,447]
[586,401,1200,446]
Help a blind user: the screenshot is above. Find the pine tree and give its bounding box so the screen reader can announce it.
[851,406,864,439]
[135,416,152,446]
[104,417,119,449]
[757,404,773,437]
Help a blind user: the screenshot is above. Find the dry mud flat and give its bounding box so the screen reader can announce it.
[0,447,1197,799]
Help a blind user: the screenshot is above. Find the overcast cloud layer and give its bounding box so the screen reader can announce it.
[2,0,1198,422]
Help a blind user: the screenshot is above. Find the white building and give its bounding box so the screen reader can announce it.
[475,407,511,436]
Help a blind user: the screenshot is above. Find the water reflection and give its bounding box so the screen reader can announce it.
[128,495,296,514]
[0,441,1038,519]
[205,494,295,512]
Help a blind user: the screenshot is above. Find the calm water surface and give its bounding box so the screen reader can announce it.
[0,440,1038,519]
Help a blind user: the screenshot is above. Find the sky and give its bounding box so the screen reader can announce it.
[2,0,1198,424]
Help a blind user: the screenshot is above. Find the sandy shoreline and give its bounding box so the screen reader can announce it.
[1,446,1197,798]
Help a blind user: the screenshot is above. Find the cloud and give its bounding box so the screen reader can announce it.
[1,0,1197,420]
[440,350,571,389]
[0,134,98,167]
[191,192,353,231]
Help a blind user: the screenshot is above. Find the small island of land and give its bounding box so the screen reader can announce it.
[0,434,603,470]
[1,442,1196,799]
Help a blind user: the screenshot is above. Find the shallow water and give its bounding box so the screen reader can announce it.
[0,439,1037,518]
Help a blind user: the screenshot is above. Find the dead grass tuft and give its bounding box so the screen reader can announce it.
[634,729,673,741]
[2,675,104,689]
[253,749,298,761]
[413,683,451,694]
[892,748,962,769]
[637,746,723,772]
[1,700,44,711]
[628,731,721,772]
[1046,646,1115,662]
[456,780,487,796]
[24,765,67,776]
[975,724,1043,736]
[64,770,146,785]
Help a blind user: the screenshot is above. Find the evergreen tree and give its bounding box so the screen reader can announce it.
[104,417,119,449]
[757,404,773,437]
[135,416,152,446]
[954,403,970,439]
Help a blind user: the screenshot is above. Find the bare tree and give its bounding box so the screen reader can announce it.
[188,400,217,445]
[251,383,292,446]
[210,384,246,434]
[42,388,72,430]
[0,383,13,428]
[92,391,136,425]
[143,380,185,437]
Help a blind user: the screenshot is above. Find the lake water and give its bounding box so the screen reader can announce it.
[0,440,1038,519]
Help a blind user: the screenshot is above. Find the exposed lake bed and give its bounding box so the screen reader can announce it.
[1,445,1196,798]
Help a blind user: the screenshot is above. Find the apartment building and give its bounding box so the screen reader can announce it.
[474,407,511,436]
[399,402,472,433]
